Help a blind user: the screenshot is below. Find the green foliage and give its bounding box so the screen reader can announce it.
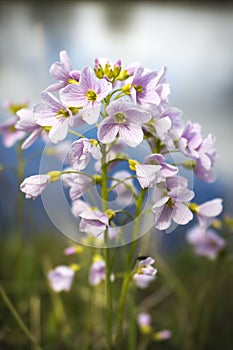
[1,231,233,350]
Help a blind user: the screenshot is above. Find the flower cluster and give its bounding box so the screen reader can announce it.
[1,50,219,242]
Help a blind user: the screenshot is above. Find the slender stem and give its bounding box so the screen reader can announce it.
[68,129,86,138]
[0,284,43,350]
[101,144,112,350]
[17,143,24,252]
[115,189,147,349]
[82,287,94,350]
[61,170,94,180]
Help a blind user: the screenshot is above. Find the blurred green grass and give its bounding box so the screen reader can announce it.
[0,231,233,350]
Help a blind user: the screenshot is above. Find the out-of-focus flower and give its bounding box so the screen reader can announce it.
[69,138,102,171]
[64,245,83,255]
[46,50,80,92]
[61,169,92,201]
[186,226,226,260]
[137,312,152,334]
[190,198,223,230]
[0,116,26,147]
[15,108,43,149]
[48,265,77,292]
[153,329,172,341]
[45,140,72,163]
[60,66,112,124]
[133,257,157,289]
[89,255,106,286]
[98,99,151,147]
[110,170,135,206]
[152,176,194,230]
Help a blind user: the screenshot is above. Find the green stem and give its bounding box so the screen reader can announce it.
[17,143,24,252]
[115,189,147,349]
[68,129,86,138]
[0,284,43,350]
[101,144,112,350]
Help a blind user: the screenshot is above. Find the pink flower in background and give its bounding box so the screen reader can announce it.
[20,174,50,199]
[0,116,26,147]
[48,265,75,292]
[111,170,135,206]
[137,312,152,333]
[89,258,106,286]
[46,50,80,92]
[186,226,225,260]
[154,329,172,341]
[60,66,112,124]
[133,257,157,289]
[61,169,92,201]
[98,99,151,147]
[15,108,43,149]
[46,141,72,163]
[197,198,223,230]
[69,138,102,171]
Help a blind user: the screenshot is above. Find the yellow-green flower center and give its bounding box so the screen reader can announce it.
[132,84,143,93]
[8,125,16,133]
[167,197,175,208]
[114,112,126,123]
[56,108,70,119]
[86,89,97,101]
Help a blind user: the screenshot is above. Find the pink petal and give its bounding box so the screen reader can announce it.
[98,118,119,144]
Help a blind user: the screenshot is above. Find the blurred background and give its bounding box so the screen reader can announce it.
[0,1,233,349]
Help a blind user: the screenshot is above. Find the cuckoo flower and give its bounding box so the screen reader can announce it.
[72,199,109,237]
[61,169,92,201]
[152,176,194,230]
[178,122,217,182]
[20,174,50,199]
[186,226,226,260]
[15,108,43,149]
[135,153,178,188]
[98,99,151,147]
[130,65,170,108]
[133,257,157,289]
[195,134,217,183]
[60,66,112,124]
[20,171,60,199]
[48,265,75,292]
[34,91,80,143]
[154,330,172,341]
[46,50,80,92]
[111,170,135,206]
[195,198,223,230]
[89,256,106,286]
[155,107,184,147]
[137,313,152,334]
[69,138,102,171]
[0,117,26,147]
